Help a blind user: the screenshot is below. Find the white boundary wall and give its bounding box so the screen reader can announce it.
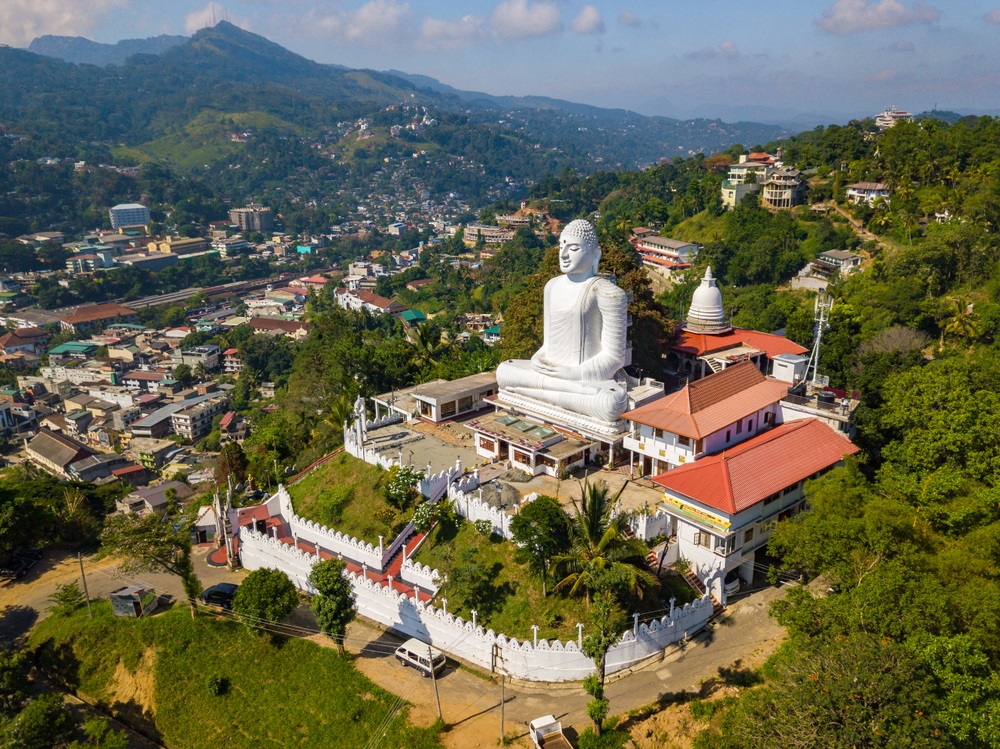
[238,527,713,682]
[274,485,384,570]
[448,484,513,540]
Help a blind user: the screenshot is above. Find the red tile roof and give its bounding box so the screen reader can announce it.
[60,302,137,325]
[623,361,789,438]
[651,418,858,515]
[248,317,310,334]
[223,348,239,356]
[671,328,808,359]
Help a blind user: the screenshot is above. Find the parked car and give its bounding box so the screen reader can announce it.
[0,548,42,580]
[724,570,741,597]
[395,638,446,677]
[201,582,239,609]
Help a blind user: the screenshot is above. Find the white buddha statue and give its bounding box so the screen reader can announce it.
[496,220,629,424]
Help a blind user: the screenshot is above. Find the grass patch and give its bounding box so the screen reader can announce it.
[669,209,727,244]
[287,453,396,543]
[30,603,440,749]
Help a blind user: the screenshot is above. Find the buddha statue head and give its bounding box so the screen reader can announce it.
[559,219,601,278]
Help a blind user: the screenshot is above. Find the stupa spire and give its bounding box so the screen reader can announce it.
[684,266,732,335]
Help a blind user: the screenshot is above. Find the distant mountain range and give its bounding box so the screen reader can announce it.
[28,34,188,66]
[10,24,789,171]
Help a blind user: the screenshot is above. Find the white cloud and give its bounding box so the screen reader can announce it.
[986,8,1000,23]
[489,0,562,41]
[685,41,740,60]
[184,4,251,35]
[817,0,940,34]
[304,0,414,45]
[0,0,124,47]
[617,10,642,27]
[570,5,604,35]
[419,15,486,50]
[867,68,897,81]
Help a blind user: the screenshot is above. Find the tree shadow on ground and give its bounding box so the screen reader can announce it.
[108,698,164,745]
[0,604,38,649]
[615,659,762,733]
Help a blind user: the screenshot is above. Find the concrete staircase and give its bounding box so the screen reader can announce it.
[681,569,725,618]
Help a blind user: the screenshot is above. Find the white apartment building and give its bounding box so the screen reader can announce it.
[109,203,151,230]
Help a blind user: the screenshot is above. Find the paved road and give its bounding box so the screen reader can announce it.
[2,548,787,748]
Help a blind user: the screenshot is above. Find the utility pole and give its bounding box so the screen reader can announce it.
[78,553,92,619]
[500,674,506,746]
[428,645,442,722]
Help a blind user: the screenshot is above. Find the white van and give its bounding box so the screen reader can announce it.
[395,638,446,677]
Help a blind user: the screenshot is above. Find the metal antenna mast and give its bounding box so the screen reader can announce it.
[806,290,834,385]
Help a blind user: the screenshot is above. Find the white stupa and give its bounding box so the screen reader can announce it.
[684,267,732,334]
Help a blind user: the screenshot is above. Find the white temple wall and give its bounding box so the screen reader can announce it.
[239,527,712,681]
[448,484,513,540]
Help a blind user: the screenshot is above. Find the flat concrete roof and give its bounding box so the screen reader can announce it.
[409,372,498,403]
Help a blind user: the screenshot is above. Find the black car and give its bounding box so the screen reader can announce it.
[201,582,239,609]
[0,549,42,580]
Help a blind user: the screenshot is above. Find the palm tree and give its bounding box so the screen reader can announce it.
[411,322,447,369]
[553,482,658,607]
[940,297,979,347]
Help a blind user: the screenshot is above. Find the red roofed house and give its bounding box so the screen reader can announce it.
[622,360,791,476]
[334,288,405,316]
[59,303,138,334]
[247,317,310,340]
[651,418,858,604]
[666,268,808,381]
[222,348,243,374]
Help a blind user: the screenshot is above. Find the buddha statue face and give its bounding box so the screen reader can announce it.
[559,220,601,277]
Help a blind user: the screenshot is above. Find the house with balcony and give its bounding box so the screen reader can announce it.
[622,361,790,476]
[845,182,890,205]
[759,168,806,209]
[651,418,857,604]
[222,348,243,374]
[811,249,862,277]
[632,235,700,279]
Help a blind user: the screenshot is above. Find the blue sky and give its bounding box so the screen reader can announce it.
[6,1,1000,124]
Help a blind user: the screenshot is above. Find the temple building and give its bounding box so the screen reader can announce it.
[665,268,809,381]
[651,418,859,603]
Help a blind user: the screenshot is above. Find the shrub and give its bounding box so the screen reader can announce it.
[231,568,300,626]
[473,519,493,537]
[577,725,628,748]
[206,674,229,696]
[411,503,436,533]
[46,582,85,616]
[586,697,610,727]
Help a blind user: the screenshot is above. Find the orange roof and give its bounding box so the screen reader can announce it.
[651,418,859,515]
[60,302,136,325]
[671,328,807,359]
[622,361,789,439]
[223,348,239,356]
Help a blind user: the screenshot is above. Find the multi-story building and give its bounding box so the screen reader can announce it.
[212,236,250,257]
[633,235,700,278]
[759,168,806,209]
[171,394,229,442]
[463,223,514,246]
[170,345,221,373]
[623,361,790,476]
[109,203,150,230]
[874,108,913,131]
[845,182,890,205]
[651,418,858,604]
[334,288,405,316]
[66,251,116,274]
[222,348,243,374]
[229,205,274,233]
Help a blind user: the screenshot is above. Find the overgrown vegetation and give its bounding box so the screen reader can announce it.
[29,602,441,749]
